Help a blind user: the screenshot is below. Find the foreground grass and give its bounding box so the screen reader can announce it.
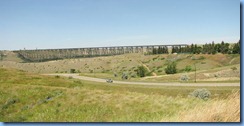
[161,91,240,122]
[0,68,240,122]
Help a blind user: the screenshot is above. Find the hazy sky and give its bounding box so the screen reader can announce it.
[0,0,240,50]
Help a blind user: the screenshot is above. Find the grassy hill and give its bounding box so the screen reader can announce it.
[0,68,240,122]
[0,53,240,73]
[0,53,240,82]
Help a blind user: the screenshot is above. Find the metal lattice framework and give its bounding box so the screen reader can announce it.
[13,44,188,62]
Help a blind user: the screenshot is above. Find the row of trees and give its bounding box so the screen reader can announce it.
[174,41,240,54]
[150,41,240,55]
[152,46,169,54]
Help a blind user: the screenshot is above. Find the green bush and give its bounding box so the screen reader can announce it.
[55,75,60,78]
[130,73,137,78]
[184,65,192,72]
[70,69,76,73]
[157,70,163,73]
[164,62,177,74]
[231,67,237,71]
[122,72,128,80]
[136,66,149,77]
[190,88,211,100]
[114,73,118,77]
[199,56,205,60]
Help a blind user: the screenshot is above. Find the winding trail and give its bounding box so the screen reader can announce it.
[44,74,240,87]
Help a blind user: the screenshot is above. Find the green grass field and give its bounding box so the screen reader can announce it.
[0,68,239,122]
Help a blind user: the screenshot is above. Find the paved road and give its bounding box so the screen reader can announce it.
[44,74,240,87]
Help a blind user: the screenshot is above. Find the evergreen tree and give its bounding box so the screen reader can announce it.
[172,46,175,53]
[232,41,240,54]
[165,46,169,54]
[220,41,225,53]
[152,48,157,54]
[211,41,216,54]
[214,43,221,53]
[190,44,194,53]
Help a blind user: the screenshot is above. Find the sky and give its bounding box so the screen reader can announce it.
[0,0,240,50]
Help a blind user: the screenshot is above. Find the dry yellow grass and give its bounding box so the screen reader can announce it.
[161,90,240,122]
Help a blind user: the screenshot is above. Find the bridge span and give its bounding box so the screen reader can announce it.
[13,44,188,62]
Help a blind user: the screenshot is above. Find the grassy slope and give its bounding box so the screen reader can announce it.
[0,53,240,74]
[0,68,239,122]
[0,53,239,82]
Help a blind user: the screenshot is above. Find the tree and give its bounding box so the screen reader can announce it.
[220,41,229,54]
[214,43,221,53]
[211,41,216,54]
[165,46,169,54]
[190,44,194,54]
[152,48,157,54]
[232,41,240,54]
[172,46,175,53]
[158,47,163,54]
[165,62,177,74]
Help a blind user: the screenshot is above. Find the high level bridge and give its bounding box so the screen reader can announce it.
[13,44,188,62]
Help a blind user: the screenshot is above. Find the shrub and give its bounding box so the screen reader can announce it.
[136,65,149,77]
[89,69,94,73]
[158,70,163,73]
[152,57,158,61]
[121,72,128,80]
[73,80,83,85]
[184,65,192,72]
[180,75,189,81]
[231,67,237,71]
[165,62,177,74]
[70,69,76,73]
[199,56,205,60]
[55,75,60,78]
[157,66,162,69]
[189,88,211,100]
[130,73,137,78]
[114,73,118,77]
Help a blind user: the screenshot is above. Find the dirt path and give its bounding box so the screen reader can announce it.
[44,74,240,87]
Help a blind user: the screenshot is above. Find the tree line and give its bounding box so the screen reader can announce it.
[152,41,240,54]
[178,41,240,54]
